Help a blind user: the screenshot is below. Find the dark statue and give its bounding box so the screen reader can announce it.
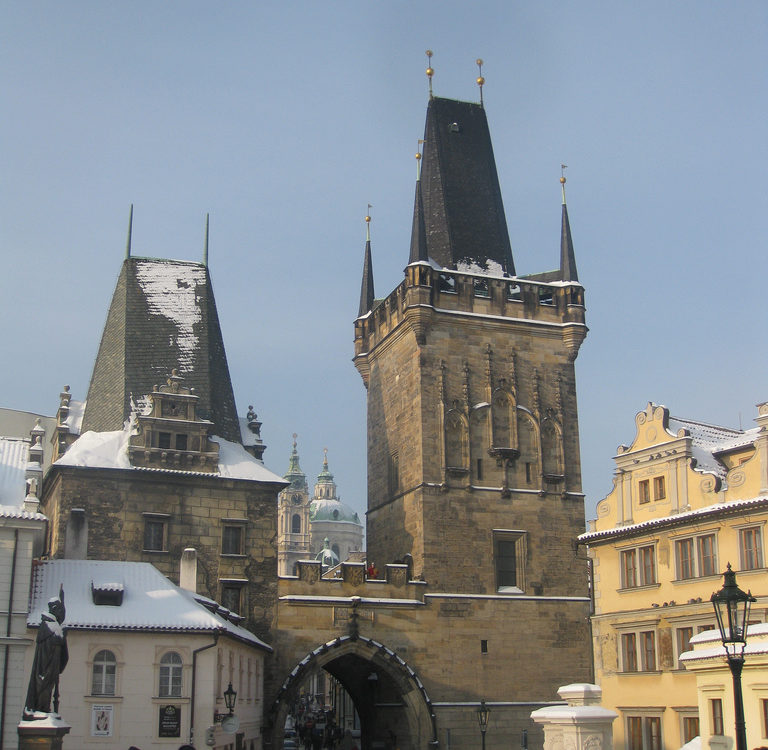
[23,586,68,719]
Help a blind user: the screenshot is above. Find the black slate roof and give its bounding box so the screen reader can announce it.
[414,97,515,274]
[81,257,241,443]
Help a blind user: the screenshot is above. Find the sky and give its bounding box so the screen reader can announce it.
[2,2,766,527]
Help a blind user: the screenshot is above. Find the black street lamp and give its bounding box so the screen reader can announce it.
[711,564,756,750]
[476,699,490,750]
[223,682,237,715]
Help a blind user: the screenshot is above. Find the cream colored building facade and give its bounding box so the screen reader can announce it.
[681,623,768,750]
[580,401,768,750]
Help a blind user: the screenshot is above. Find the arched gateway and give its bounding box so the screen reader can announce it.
[269,635,437,750]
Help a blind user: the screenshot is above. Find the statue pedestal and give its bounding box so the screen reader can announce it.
[18,715,71,750]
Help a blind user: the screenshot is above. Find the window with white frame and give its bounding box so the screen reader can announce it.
[620,629,657,672]
[159,651,183,697]
[674,532,718,579]
[493,530,526,592]
[739,526,763,570]
[620,544,657,588]
[91,649,116,695]
[626,714,662,750]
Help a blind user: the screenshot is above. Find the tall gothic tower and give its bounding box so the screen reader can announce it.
[354,95,587,596]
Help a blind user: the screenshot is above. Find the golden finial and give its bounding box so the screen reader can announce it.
[365,204,372,241]
[416,139,424,180]
[560,164,568,204]
[476,58,485,106]
[426,50,434,98]
[292,432,298,448]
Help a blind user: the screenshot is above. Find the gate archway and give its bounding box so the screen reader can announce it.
[268,635,437,750]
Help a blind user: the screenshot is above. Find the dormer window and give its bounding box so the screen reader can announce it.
[91,581,125,606]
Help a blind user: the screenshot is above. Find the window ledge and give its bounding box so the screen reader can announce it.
[85,695,123,703]
[497,586,524,595]
[672,574,720,584]
[152,696,190,704]
[220,553,247,559]
[620,670,663,676]
[618,583,661,592]
[143,549,169,554]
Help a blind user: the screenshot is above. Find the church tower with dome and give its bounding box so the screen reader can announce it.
[309,449,364,565]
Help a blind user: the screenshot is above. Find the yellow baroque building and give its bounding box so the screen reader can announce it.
[580,401,768,750]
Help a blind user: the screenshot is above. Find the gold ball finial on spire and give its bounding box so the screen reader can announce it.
[426,50,434,97]
[560,164,568,203]
[476,58,485,106]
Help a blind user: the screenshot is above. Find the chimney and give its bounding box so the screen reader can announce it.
[180,548,198,592]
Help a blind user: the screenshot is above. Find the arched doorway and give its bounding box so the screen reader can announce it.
[269,635,437,750]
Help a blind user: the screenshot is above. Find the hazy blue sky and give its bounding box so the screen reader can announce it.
[2,2,766,526]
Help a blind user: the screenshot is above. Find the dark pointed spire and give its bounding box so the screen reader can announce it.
[408,145,429,264]
[125,204,133,259]
[358,211,375,317]
[559,169,579,282]
[418,96,515,274]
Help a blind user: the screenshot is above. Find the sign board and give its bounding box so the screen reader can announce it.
[159,704,181,738]
[91,704,113,737]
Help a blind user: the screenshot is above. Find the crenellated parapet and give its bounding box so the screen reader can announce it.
[354,264,586,384]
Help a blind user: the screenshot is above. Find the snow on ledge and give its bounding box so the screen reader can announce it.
[55,426,286,485]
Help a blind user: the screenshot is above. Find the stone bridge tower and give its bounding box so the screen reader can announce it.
[354,94,588,598]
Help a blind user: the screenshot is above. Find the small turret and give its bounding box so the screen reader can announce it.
[358,213,375,317]
[559,170,579,283]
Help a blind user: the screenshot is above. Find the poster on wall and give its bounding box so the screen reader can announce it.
[159,704,181,738]
[91,704,114,737]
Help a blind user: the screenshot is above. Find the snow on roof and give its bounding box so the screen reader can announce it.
[0,436,30,506]
[0,505,47,522]
[310,497,362,525]
[28,559,270,650]
[239,418,259,447]
[667,414,749,480]
[579,495,768,543]
[54,424,286,485]
[64,400,85,435]
[134,260,206,374]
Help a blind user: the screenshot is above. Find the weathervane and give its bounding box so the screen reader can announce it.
[426,50,434,98]
[476,58,485,106]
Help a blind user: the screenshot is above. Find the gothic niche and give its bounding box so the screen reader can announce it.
[490,388,518,460]
[541,416,565,485]
[470,405,503,487]
[513,410,540,489]
[444,404,468,478]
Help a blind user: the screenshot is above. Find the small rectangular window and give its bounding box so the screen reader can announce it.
[683,717,699,745]
[221,584,242,614]
[711,698,724,736]
[144,519,166,552]
[638,479,650,504]
[158,431,171,449]
[762,698,768,738]
[676,627,693,666]
[494,531,525,592]
[622,633,638,672]
[653,476,665,500]
[698,534,717,576]
[622,549,637,588]
[628,717,643,750]
[476,458,483,482]
[175,433,188,451]
[621,545,656,588]
[388,452,400,496]
[222,526,243,556]
[740,526,763,570]
[480,640,488,654]
[677,538,695,579]
[640,631,656,671]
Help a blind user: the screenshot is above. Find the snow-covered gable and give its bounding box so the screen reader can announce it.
[55,424,286,484]
[28,559,270,650]
[64,400,85,435]
[134,260,206,374]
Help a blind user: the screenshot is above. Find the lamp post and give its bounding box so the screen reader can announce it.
[711,564,756,750]
[476,699,490,750]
